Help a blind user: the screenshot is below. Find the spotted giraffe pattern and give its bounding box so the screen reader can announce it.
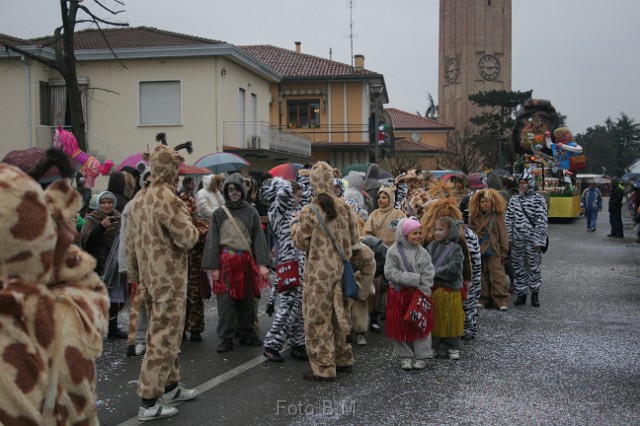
[292,161,360,378]
[126,144,199,399]
[0,165,109,425]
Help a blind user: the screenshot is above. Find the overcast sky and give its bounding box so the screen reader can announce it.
[2,0,638,134]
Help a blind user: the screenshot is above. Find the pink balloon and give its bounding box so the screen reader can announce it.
[53,126,112,188]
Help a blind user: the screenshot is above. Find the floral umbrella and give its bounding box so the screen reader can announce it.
[194,152,250,174]
[1,147,62,181]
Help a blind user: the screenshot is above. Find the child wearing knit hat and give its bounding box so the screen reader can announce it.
[384,218,435,371]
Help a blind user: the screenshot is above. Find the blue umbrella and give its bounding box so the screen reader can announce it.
[194,152,250,173]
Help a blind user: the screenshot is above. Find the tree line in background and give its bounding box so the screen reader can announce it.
[437,90,640,177]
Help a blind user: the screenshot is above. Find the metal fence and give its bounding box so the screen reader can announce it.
[223,121,313,157]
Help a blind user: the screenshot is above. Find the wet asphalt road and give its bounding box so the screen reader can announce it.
[96,201,640,426]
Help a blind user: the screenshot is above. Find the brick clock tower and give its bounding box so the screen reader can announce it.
[438,0,512,133]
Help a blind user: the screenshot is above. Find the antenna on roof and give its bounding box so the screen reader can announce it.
[349,0,355,67]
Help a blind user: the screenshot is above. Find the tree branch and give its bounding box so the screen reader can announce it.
[93,0,126,15]
[1,43,61,72]
[77,4,128,26]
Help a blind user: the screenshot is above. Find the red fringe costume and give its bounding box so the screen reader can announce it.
[385,287,433,342]
[213,249,268,299]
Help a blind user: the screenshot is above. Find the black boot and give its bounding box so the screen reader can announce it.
[531,292,540,307]
[107,303,127,339]
[514,295,527,306]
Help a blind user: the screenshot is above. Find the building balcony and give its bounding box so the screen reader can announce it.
[222,121,312,161]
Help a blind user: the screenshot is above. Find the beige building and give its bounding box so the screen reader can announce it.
[0,27,312,180]
[1,28,396,181]
[438,0,512,134]
[239,44,389,171]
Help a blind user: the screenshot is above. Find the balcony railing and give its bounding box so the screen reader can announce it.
[223,121,312,157]
[283,124,370,145]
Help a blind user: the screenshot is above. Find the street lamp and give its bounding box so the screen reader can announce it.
[370,84,384,163]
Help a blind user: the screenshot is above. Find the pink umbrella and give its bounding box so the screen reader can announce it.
[117,152,148,172]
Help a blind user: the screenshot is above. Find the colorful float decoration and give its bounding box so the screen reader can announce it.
[512,99,583,218]
[53,126,113,187]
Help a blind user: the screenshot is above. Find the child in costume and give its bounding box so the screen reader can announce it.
[384,218,435,371]
[348,241,376,346]
[468,188,510,310]
[364,186,406,332]
[426,216,465,360]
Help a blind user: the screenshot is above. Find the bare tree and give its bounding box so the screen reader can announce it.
[384,151,422,177]
[438,128,484,174]
[2,0,127,151]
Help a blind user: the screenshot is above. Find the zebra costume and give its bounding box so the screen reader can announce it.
[505,172,548,299]
[462,226,482,339]
[261,177,308,356]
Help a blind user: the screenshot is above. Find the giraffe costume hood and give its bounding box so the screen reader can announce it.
[0,163,109,425]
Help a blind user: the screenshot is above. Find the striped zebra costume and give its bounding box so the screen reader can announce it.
[462,226,482,339]
[505,173,548,298]
[261,177,308,354]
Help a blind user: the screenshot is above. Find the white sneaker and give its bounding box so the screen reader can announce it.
[448,349,460,360]
[138,400,178,421]
[498,306,508,312]
[135,343,146,356]
[400,358,413,371]
[163,385,199,405]
[413,359,428,370]
[356,333,367,346]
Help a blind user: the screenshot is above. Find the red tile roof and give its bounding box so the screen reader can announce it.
[0,33,28,45]
[386,108,452,130]
[240,45,377,78]
[28,26,225,50]
[394,139,439,152]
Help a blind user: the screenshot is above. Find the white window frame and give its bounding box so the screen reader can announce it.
[139,80,182,126]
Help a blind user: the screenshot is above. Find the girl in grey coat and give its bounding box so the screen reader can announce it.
[384,218,435,371]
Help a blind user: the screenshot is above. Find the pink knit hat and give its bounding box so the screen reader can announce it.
[401,218,422,236]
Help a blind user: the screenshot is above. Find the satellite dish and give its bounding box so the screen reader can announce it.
[411,132,421,143]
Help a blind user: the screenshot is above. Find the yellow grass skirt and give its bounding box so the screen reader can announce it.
[431,287,464,338]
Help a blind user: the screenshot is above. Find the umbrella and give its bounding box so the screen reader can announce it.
[2,147,61,181]
[117,152,148,172]
[468,172,487,189]
[268,163,302,180]
[194,152,250,174]
[342,164,392,179]
[179,164,213,175]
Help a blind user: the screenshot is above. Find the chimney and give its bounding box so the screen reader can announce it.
[295,41,301,54]
[354,54,365,69]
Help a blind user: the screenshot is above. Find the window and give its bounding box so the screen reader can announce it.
[139,81,181,125]
[39,81,51,125]
[287,99,320,128]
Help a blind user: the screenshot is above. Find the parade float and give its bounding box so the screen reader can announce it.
[512,99,584,218]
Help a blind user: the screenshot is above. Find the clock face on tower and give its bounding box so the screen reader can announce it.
[444,57,459,84]
[478,54,501,81]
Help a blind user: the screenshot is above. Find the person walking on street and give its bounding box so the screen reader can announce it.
[506,171,548,307]
[126,143,200,421]
[202,174,271,353]
[292,161,360,382]
[607,178,624,238]
[580,181,602,232]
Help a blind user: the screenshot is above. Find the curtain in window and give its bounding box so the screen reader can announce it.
[50,84,66,126]
[48,78,89,128]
